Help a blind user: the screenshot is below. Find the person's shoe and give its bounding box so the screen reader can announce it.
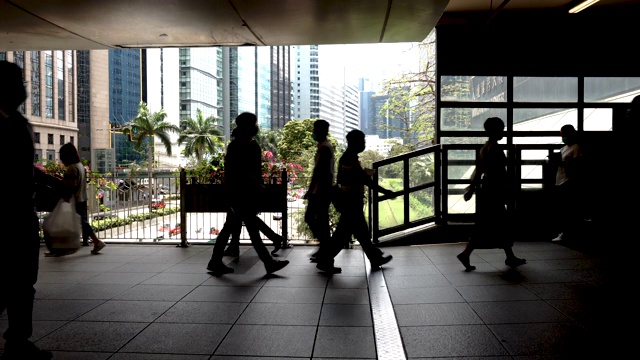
[316,263,342,274]
[505,257,527,268]
[1,341,52,360]
[223,247,240,257]
[457,253,476,272]
[551,233,565,242]
[91,240,106,254]
[309,250,319,262]
[265,260,289,274]
[206,261,234,275]
[370,254,393,269]
[271,235,284,255]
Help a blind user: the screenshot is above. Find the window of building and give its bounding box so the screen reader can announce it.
[46,150,55,161]
[31,51,41,116]
[70,136,74,145]
[34,150,42,162]
[60,135,65,144]
[44,51,54,118]
[47,134,53,145]
[57,50,65,120]
[34,132,40,144]
[14,51,26,114]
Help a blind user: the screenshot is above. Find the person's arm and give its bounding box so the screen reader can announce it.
[464,149,485,201]
[61,166,80,201]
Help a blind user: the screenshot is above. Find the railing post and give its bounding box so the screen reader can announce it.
[281,169,291,248]
[177,168,189,248]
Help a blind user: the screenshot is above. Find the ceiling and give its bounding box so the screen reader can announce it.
[0,0,636,51]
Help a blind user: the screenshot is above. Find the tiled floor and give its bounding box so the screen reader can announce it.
[0,240,620,359]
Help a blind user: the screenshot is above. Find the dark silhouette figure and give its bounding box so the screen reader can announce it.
[303,119,334,262]
[0,60,53,359]
[58,142,106,254]
[457,117,526,272]
[549,124,585,242]
[206,112,289,275]
[316,130,394,274]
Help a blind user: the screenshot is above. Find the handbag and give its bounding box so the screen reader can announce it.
[42,198,82,255]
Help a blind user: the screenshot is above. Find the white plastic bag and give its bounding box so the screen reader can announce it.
[42,198,82,253]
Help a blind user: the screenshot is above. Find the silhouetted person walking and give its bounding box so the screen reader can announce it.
[0,60,53,359]
[206,112,289,275]
[304,119,334,262]
[549,124,585,242]
[221,213,284,257]
[316,130,394,273]
[457,117,526,272]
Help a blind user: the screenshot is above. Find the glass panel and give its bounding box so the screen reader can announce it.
[441,108,507,131]
[447,185,475,214]
[447,165,475,180]
[440,75,507,102]
[514,77,578,102]
[378,159,403,189]
[409,187,434,222]
[378,197,404,230]
[520,149,551,161]
[584,108,612,131]
[512,136,562,145]
[408,153,434,187]
[514,108,577,131]
[584,77,640,102]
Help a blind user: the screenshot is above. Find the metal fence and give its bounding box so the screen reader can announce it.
[37,174,314,246]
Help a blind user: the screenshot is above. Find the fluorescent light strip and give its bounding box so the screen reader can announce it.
[569,0,600,14]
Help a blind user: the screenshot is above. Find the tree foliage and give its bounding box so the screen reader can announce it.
[177,108,224,165]
[377,33,437,151]
[255,128,283,159]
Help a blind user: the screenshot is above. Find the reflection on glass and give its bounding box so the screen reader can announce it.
[441,108,507,131]
[409,188,435,222]
[408,153,434,187]
[521,165,543,180]
[440,76,507,102]
[584,77,640,102]
[440,137,487,145]
[584,108,613,131]
[513,108,577,131]
[513,77,577,102]
[448,185,474,214]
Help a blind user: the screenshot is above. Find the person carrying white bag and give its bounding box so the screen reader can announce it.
[42,198,83,256]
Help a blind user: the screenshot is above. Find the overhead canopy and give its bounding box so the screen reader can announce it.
[0,0,635,51]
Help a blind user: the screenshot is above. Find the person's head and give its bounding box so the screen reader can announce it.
[629,95,640,120]
[0,60,27,113]
[560,124,577,145]
[484,117,505,141]
[59,142,81,166]
[232,112,259,139]
[346,129,366,153]
[312,119,330,142]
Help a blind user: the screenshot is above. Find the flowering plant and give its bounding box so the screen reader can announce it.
[261,151,304,184]
[35,159,117,190]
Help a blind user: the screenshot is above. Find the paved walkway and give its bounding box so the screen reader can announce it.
[0,241,619,359]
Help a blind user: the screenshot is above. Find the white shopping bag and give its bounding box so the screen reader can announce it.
[42,198,82,251]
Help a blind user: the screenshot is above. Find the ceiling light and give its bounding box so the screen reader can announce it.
[568,0,599,14]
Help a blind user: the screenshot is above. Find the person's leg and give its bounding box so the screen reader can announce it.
[1,215,51,359]
[241,212,289,274]
[316,207,350,273]
[207,211,240,274]
[224,211,242,256]
[255,216,284,254]
[305,197,322,259]
[351,209,390,268]
[76,201,90,246]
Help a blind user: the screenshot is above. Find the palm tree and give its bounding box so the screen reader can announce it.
[177,108,224,165]
[128,102,179,208]
[255,128,283,158]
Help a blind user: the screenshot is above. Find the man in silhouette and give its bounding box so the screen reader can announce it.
[304,120,335,263]
[0,60,53,359]
[206,112,289,275]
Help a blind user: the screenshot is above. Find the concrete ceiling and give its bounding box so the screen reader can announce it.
[0,0,636,51]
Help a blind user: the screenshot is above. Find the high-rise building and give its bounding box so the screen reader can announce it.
[225,46,291,131]
[1,50,79,163]
[109,49,143,166]
[146,47,222,167]
[291,45,320,120]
